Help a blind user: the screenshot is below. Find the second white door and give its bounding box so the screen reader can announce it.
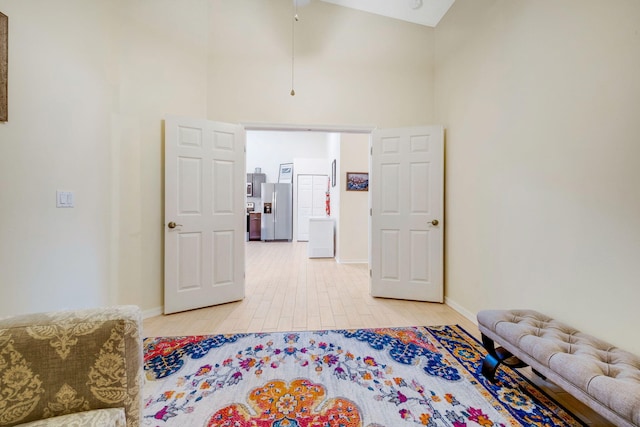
[370,126,444,302]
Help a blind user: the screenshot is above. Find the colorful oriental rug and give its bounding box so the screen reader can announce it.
[142,325,586,427]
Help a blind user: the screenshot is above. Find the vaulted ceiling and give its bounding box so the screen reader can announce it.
[318,0,455,27]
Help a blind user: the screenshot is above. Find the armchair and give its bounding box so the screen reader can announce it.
[0,305,143,427]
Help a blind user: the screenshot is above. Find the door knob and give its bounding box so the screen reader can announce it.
[167,221,182,229]
[431,219,439,226]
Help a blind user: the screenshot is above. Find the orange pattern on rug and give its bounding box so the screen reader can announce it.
[207,378,361,427]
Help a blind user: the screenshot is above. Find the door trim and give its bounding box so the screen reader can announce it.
[242,122,376,134]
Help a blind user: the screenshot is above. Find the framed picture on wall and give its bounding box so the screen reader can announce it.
[346,172,368,191]
[278,163,293,183]
[331,159,336,187]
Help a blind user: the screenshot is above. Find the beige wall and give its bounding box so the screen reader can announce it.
[8,0,634,357]
[435,0,640,354]
[0,0,115,314]
[0,0,434,317]
[110,0,210,312]
[206,0,435,126]
[337,134,369,263]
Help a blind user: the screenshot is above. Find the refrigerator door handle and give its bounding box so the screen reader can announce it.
[273,190,277,225]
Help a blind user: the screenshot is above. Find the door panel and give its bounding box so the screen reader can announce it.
[212,230,234,284]
[371,126,444,302]
[178,232,201,290]
[178,158,202,214]
[165,117,245,314]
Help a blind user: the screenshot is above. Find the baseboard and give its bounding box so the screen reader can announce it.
[444,297,478,326]
[142,306,163,319]
[335,258,368,264]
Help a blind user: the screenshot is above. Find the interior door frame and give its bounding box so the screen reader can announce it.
[242,123,376,134]
[242,122,376,261]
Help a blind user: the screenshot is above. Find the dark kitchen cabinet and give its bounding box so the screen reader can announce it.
[249,213,261,241]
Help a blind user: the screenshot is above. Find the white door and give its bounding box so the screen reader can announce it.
[370,126,444,302]
[164,117,245,314]
[297,175,327,241]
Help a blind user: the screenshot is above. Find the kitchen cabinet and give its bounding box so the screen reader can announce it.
[246,173,266,198]
[249,212,261,241]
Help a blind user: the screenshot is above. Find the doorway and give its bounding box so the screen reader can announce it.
[164,119,444,314]
[245,129,370,264]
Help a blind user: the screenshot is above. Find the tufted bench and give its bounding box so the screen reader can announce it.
[477,309,640,427]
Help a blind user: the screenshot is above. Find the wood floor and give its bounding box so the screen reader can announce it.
[143,240,613,426]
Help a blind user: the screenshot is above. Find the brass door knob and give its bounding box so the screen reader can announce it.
[168,221,182,229]
[431,219,439,226]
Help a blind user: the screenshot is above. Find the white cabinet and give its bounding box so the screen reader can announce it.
[308,217,334,258]
[297,175,327,241]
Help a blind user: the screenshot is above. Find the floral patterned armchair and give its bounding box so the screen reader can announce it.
[0,305,143,427]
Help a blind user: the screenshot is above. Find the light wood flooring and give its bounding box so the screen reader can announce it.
[143,240,613,426]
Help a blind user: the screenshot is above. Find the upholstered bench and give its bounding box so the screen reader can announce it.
[477,309,640,427]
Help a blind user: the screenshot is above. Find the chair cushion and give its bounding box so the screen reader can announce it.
[14,408,125,427]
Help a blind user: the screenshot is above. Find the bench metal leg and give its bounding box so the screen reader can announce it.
[482,351,502,383]
[481,334,501,382]
[532,369,547,381]
[480,334,528,383]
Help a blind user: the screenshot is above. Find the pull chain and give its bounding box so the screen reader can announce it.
[291,0,298,96]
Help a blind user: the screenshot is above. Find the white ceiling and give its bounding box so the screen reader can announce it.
[318,0,455,28]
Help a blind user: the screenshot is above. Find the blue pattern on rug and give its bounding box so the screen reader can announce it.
[145,334,248,379]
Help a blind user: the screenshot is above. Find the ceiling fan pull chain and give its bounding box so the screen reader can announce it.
[291,0,297,96]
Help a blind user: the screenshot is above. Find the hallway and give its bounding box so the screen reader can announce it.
[143,240,473,336]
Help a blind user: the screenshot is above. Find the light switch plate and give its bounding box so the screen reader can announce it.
[56,190,75,208]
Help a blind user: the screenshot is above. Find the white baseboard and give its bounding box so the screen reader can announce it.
[335,258,368,264]
[142,306,163,319]
[444,297,478,326]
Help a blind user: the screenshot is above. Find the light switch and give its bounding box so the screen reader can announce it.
[56,190,75,208]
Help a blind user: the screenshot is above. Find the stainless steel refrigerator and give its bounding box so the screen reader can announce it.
[261,183,292,241]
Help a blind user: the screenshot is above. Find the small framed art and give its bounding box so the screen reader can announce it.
[278,163,293,183]
[346,172,368,191]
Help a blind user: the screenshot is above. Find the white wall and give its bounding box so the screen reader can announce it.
[246,131,328,183]
[435,0,640,354]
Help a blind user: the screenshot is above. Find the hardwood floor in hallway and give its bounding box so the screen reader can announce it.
[143,240,475,337]
[142,240,612,426]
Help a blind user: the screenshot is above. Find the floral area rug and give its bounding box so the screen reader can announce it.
[142,325,586,427]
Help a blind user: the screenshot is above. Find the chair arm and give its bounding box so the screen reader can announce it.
[0,306,143,427]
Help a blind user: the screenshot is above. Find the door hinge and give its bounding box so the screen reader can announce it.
[370,208,372,216]
[370,147,373,156]
[369,269,372,277]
